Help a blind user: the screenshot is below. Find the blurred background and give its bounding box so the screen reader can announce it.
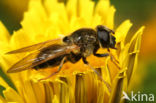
[110,0,156,100]
[0,0,156,102]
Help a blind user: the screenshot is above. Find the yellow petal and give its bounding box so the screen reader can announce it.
[119,43,130,68]
[95,0,115,29]
[10,29,33,50]
[78,0,94,26]
[127,26,145,84]
[45,0,69,34]
[97,82,105,103]
[0,55,21,89]
[3,87,24,103]
[91,14,102,27]
[52,95,59,103]
[66,0,77,19]
[101,58,112,86]
[86,70,100,103]
[58,77,70,103]
[0,95,7,103]
[115,20,133,44]
[109,69,127,103]
[95,0,110,20]
[0,22,10,59]
[21,0,48,41]
[0,55,13,72]
[75,73,87,103]
[105,6,116,29]
[22,80,45,103]
[43,82,54,103]
[0,42,10,56]
[129,26,145,53]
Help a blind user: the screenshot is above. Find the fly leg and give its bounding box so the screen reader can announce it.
[82,57,111,93]
[93,48,109,57]
[39,57,66,81]
[93,53,109,57]
[107,48,120,69]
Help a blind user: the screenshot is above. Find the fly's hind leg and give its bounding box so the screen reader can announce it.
[82,57,111,93]
[38,57,66,81]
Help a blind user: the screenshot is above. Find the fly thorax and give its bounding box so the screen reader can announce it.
[81,44,94,57]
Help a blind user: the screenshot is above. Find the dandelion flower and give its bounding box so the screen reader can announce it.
[0,0,144,103]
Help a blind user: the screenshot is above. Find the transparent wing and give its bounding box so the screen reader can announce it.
[7,44,79,73]
[6,38,63,54]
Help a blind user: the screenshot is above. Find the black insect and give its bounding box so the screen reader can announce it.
[6,25,116,80]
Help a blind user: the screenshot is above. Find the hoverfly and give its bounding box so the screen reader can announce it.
[6,25,116,81]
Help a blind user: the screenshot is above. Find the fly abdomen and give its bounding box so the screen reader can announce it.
[34,55,65,70]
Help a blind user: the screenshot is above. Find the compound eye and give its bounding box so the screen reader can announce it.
[110,35,116,49]
[97,30,110,48]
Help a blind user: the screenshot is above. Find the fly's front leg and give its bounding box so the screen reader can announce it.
[94,53,109,57]
[82,57,111,93]
[39,57,66,81]
[107,48,120,69]
[93,48,109,57]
